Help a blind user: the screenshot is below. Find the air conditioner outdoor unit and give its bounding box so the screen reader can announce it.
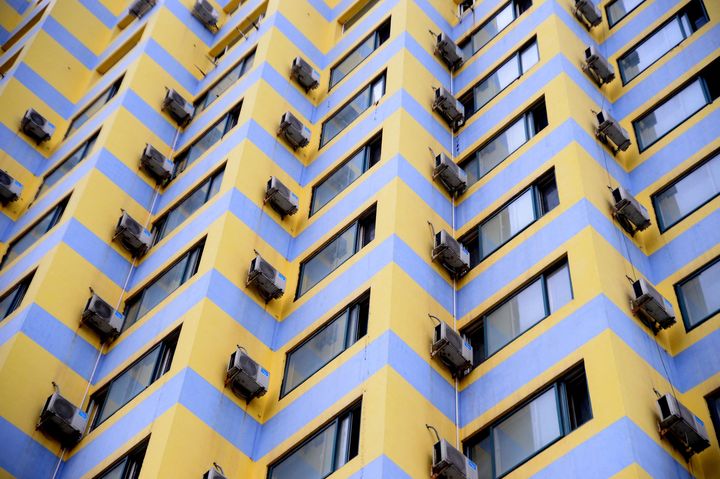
[657,393,710,457]
[192,0,219,30]
[433,152,467,195]
[81,293,124,340]
[574,0,602,28]
[140,144,174,183]
[596,110,631,152]
[290,56,320,92]
[203,464,227,479]
[432,439,479,479]
[583,46,615,85]
[432,230,470,278]
[226,346,269,400]
[0,170,23,204]
[247,254,285,301]
[278,111,310,150]
[162,89,194,126]
[631,279,676,332]
[612,186,650,234]
[265,176,299,217]
[435,33,464,70]
[129,0,156,18]
[37,390,88,446]
[433,87,465,129]
[431,322,473,377]
[114,212,152,257]
[21,108,55,143]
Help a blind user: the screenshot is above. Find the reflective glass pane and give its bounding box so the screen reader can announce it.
[97,458,128,479]
[269,423,336,479]
[156,182,212,243]
[40,136,96,196]
[620,18,685,82]
[184,118,226,165]
[656,153,720,229]
[98,347,161,423]
[136,257,189,318]
[331,36,375,87]
[470,3,514,55]
[284,311,349,394]
[607,0,644,26]
[485,278,545,355]
[312,149,366,213]
[299,224,358,295]
[0,288,19,320]
[493,388,561,476]
[480,189,535,257]
[67,83,118,136]
[679,260,720,327]
[519,41,539,71]
[4,206,62,264]
[477,117,528,178]
[466,431,493,479]
[322,88,372,145]
[636,79,707,149]
[473,56,520,112]
[546,263,572,312]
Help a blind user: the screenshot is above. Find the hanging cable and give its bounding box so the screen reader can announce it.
[449,63,461,450]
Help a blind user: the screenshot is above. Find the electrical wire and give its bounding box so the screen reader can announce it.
[449,62,461,451]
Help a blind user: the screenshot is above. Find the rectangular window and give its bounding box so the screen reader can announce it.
[93,438,149,479]
[174,102,242,175]
[196,49,255,114]
[297,206,376,298]
[460,38,539,121]
[675,257,720,330]
[123,241,204,330]
[268,401,361,479]
[66,76,123,138]
[152,167,224,245]
[1,197,69,268]
[463,259,571,364]
[89,331,180,429]
[36,132,98,199]
[214,9,265,63]
[459,0,532,60]
[320,74,386,147]
[707,390,720,443]
[461,171,557,267]
[330,19,390,88]
[618,0,708,84]
[633,59,718,152]
[0,272,34,322]
[606,0,645,27]
[310,133,382,215]
[342,0,382,33]
[465,364,591,478]
[461,99,548,186]
[653,151,720,231]
[282,293,369,397]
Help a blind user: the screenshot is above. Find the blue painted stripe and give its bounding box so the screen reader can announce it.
[12,64,74,118]
[0,417,58,479]
[604,0,681,57]
[0,24,8,44]
[42,17,97,69]
[77,0,117,28]
[5,0,30,15]
[145,38,198,94]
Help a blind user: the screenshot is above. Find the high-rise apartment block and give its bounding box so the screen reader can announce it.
[0,0,718,477]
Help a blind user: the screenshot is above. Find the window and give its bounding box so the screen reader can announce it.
[460,39,539,120]
[36,132,98,198]
[282,294,369,397]
[213,9,265,63]
[342,0,382,33]
[152,167,224,245]
[330,19,390,88]
[1,6,47,51]
[196,49,255,114]
[463,259,571,364]
[653,151,720,231]
[310,133,381,215]
[268,401,361,479]
[66,76,123,138]
[606,0,645,27]
[461,171,558,267]
[618,0,708,84]
[459,0,532,60]
[459,0,476,15]
[0,272,34,322]
[1,197,69,268]
[633,59,718,152]
[89,331,179,428]
[174,102,241,175]
[320,74,385,147]
[707,389,720,443]
[93,438,149,479]
[465,365,591,478]
[460,99,547,186]
[297,206,376,298]
[675,257,720,330]
[122,241,204,330]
